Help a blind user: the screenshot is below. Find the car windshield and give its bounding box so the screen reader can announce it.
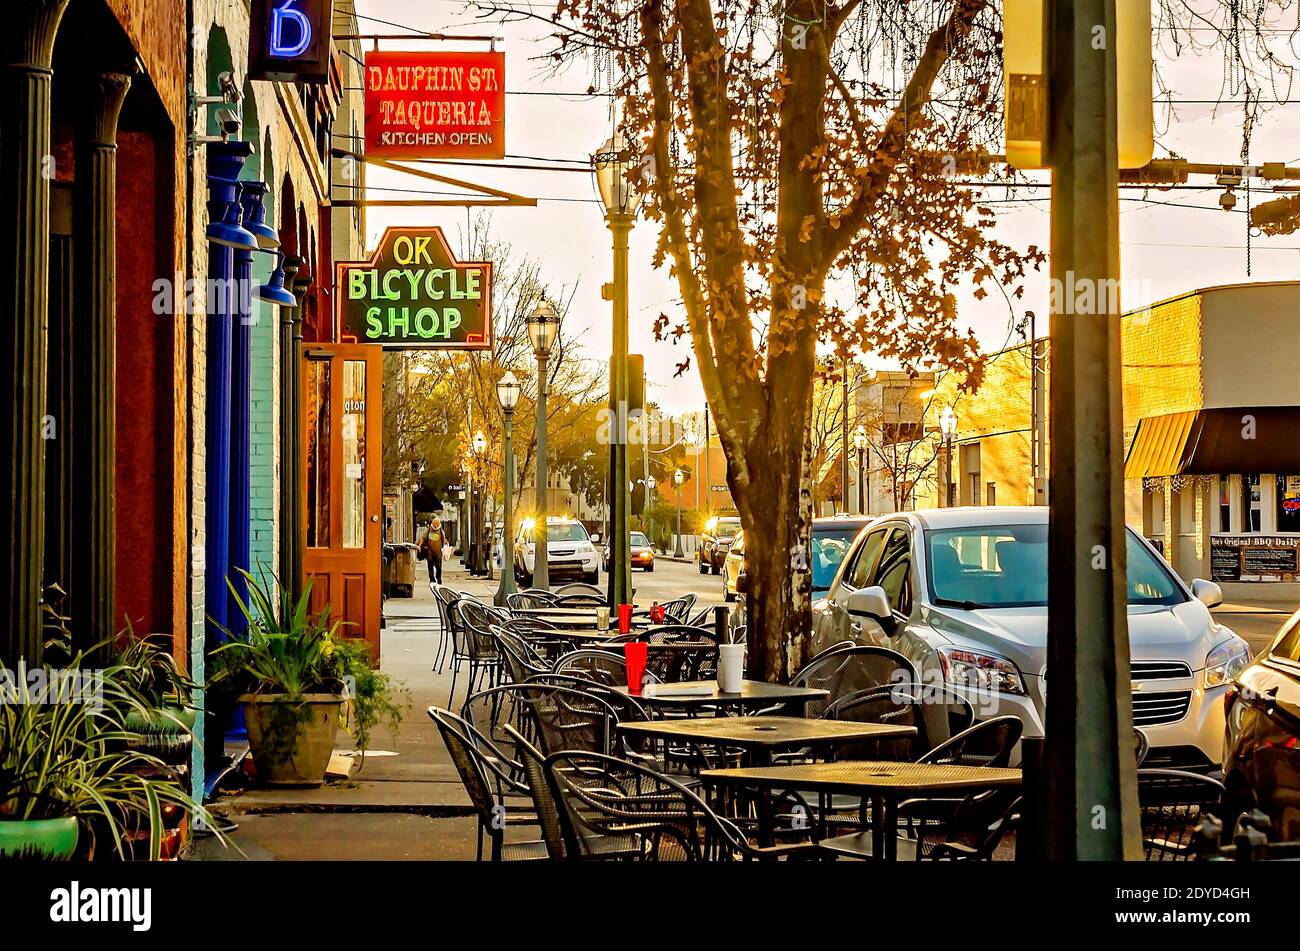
[714,518,741,537]
[546,523,589,542]
[630,532,649,547]
[812,527,860,591]
[924,523,1185,608]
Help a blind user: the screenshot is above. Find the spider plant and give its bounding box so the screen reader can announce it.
[0,643,221,860]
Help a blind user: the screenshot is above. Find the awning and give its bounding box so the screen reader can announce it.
[1125,407,1300,478]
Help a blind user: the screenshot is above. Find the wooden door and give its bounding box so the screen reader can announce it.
[301,342,383,660]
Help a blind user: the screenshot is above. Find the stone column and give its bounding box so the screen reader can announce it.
[70,68,133,652]
[276,259,303,604]
[0,0,69,663]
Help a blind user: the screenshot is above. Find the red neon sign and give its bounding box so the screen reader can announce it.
[364,50,505,160]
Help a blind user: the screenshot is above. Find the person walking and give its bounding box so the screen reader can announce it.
[420,517,447,585]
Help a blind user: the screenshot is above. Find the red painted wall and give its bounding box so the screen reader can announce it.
[114,130,173,634]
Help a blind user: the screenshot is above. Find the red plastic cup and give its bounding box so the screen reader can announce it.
[624,642,648,694]
[617,603,633,634]
[650,602,666,624]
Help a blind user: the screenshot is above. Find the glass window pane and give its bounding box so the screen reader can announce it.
[342,360,367,549]
[305,360,331,548]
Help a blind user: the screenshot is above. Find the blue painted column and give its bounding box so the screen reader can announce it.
[228,187,258,630]
[204,142,254,648]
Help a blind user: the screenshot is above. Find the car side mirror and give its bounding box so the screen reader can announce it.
[1191,578,1223,609]
[590,533,601,545]
[846,585,896,634]
[735,570,748,593]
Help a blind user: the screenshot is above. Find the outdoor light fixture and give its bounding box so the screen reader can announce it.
[593,132,642,218]
[473,430,487,456]
[526,299,560,357]
[852,426,867,451]
[254,251,297,306]
[496,369,521,411]
[674,468,684,486]
[207,183,259,250]
[240,181,279,250]
[646,475,656,491]
[940,406,958,441]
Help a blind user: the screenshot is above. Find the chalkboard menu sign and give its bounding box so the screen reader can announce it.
[1210,543,1240,581]
[1243,546,1298,577]
[1211,534,1300,582]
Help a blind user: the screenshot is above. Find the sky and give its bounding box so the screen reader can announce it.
[349,0,1300,415]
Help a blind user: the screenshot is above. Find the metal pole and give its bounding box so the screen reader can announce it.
[857,446,865,515]
[607,212,633,608]
[703,405,710,515]
[534,349,550,589]
[1043,0,1141,860]
[495,407,516,603]
[841,357,850,514]
[674,486,684,558]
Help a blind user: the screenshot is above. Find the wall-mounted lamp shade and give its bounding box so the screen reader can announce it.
[526,300,560,357]
[497,369,521,410]
[208,199,259,249]
[254,252,298,306]
[240,181,280,250]
[593,133,642,217]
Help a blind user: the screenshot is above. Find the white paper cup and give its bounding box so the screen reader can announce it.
[718,644,745,693]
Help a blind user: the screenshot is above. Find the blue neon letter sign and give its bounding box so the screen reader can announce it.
[269,0,312,58]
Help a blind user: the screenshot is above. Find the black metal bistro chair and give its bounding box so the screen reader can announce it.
[1137,768,1225,861]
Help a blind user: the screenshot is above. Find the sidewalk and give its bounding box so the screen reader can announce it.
[192,556,490,860]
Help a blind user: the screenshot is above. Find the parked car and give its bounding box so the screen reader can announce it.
[602,531,656,572]
[699,516,741,575]
[728,515,872,628]
[513,516,600,586]
[811,506,1251,770]
[1223,610,1300,840]
[722,530,745,601]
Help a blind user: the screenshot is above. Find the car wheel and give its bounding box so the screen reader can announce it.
[645,564,654,573]
[711,562,720,575]
[698,558,709,575]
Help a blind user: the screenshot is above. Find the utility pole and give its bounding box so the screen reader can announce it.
[841,357,850,515]
[1042,0,1142,860]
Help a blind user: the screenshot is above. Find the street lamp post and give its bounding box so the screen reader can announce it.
[494,371,521,605]
[472,430,487,575]
[852,425,867,515]
[645,475,656,551]
[527,300,560,589]
[940,406,957,507]
[595,134,641,609]
[673,468,685,558]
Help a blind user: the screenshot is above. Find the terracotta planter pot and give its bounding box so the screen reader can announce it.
[240,694,343,787]
[0,817,80,860]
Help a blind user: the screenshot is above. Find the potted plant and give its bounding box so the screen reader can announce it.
[115,631,197,765]
[1,610,219,860]
[211,570,406,787]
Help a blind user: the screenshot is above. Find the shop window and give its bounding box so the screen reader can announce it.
[1277,474,1300,534]
[1219,477,1231,533]
[1247,475,1262,532]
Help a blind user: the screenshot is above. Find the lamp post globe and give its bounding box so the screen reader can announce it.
[527,302,559,589]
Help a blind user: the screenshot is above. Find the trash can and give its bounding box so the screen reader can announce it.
[389,543,418,597]
[381,544,395,598]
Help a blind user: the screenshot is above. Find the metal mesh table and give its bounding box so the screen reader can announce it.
[701,760,1022,859]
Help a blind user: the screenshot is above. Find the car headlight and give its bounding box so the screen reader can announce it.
[937,646,1026,695]
[1204,637,1251,688]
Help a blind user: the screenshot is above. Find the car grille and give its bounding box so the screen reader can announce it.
[1130,660,1192,680]
[1131,690,1192,726]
